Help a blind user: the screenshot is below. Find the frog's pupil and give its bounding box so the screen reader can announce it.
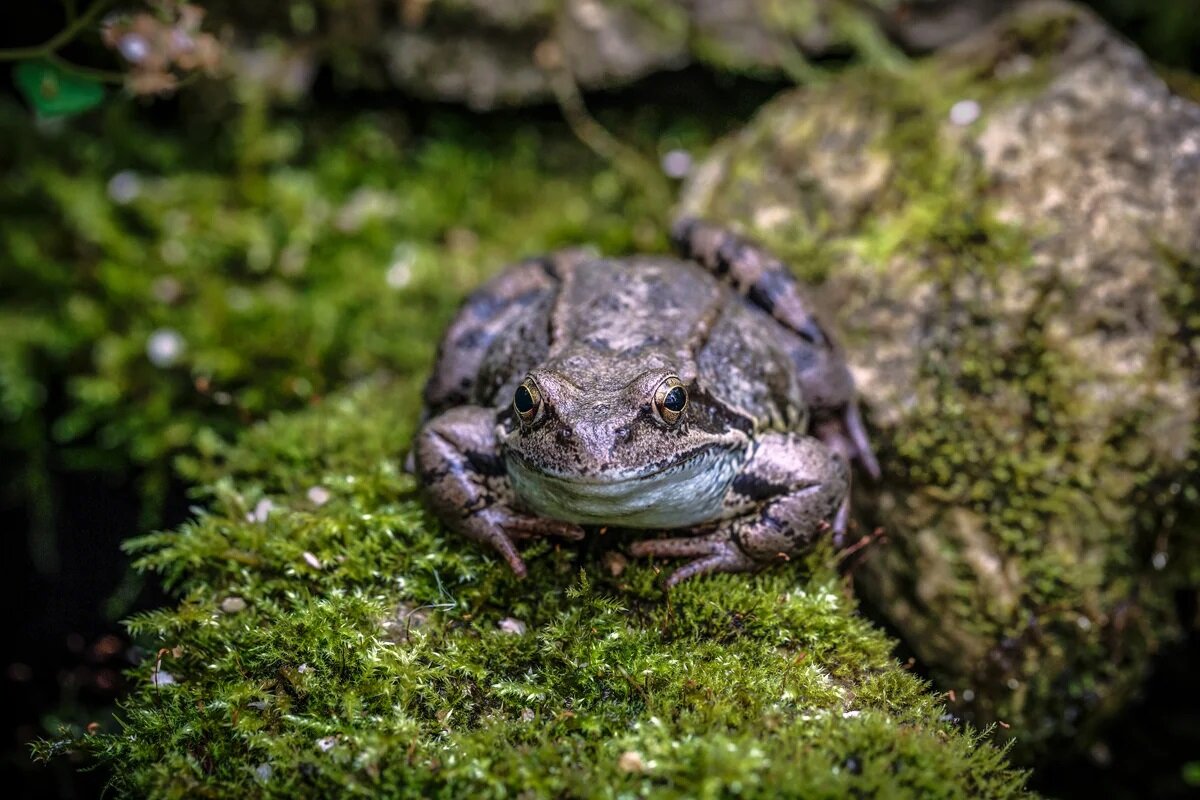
[514,385,535,414]
[663,387,686,413]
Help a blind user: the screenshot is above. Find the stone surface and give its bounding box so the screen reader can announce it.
[209,1,1006,108]
[679,0,1200,756]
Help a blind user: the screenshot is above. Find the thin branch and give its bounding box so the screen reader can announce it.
[539,38,672,218]
[0,0,117,61]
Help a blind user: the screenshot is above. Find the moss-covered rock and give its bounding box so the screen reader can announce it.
[36,378,1033,798]
[678,0,1200,756]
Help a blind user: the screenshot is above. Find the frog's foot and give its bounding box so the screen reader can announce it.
[414,405,583,579]
[628,530,761,588]
[471,508,585,578]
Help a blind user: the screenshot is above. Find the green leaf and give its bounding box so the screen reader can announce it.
[13,59,106,118]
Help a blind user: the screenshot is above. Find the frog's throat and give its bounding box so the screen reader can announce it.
[505,443,745,529]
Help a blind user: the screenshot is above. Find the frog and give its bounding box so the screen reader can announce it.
[412,218,879,587]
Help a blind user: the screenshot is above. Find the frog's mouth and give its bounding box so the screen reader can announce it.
[505,444,745,529]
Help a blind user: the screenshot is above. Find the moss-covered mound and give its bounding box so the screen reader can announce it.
[36,379,1031,798]
[679,0,1200,756]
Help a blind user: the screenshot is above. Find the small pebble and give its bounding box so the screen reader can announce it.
[498,617,527,635]
[1152,551,1168,570]
[949,99,981,126]
[618,750,647,774]
[316,736,338,752]
[306,486,331,506]
[220,596,247,614]
[302,551,323,570]
[255,763,273,781]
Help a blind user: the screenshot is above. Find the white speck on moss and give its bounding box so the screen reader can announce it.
[316,736,338,752]
[150,669,175,687]
[386,252,414,289]
[949,99,981,126]
[1152,551,1168,570]
[307,486,331,506]
[303,551,323,570]
[247,499,275,523]
[146,328,185,367]
[107,171,141,204]
[498,618,527,635]
[151,276,183,304]
[160,239,187,266]
[254,763,273,781]
[661,149,692,179]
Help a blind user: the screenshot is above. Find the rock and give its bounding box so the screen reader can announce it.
[207,1,1006,108]
[678,0,1200,757]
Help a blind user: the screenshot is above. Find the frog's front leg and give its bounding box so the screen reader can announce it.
[413,406,584,578]
[628,433,848,587]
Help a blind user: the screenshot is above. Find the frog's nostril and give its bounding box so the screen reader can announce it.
[555,428,574,447]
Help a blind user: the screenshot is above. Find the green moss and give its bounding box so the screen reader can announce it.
[35,379,1032,798]
[0,93,696,527]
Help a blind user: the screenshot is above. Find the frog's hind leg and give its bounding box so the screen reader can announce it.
[628,530,760,587]
[672,217,880,479]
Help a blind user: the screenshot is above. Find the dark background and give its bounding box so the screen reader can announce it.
[2,2,1198,797]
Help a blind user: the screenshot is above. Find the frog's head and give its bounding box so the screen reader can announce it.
[501,356,748,527]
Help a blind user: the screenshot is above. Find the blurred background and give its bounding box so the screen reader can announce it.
[1,2,1198,797]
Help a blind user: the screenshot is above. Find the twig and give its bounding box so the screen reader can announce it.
[0,0,117,61]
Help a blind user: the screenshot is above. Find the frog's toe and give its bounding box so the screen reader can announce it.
[817,404,880,480]
[504,513,586,542]
[629,531,761,587]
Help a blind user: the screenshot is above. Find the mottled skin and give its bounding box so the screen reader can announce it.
[414,219,878,586]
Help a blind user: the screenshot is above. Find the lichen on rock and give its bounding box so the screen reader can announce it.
[678,0,1200,756]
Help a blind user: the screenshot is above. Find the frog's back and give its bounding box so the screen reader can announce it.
[551,256,725,355]
[426,252,805,429]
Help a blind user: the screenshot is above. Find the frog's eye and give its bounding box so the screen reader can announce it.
[654,376,688,425]
[513,378,542,423]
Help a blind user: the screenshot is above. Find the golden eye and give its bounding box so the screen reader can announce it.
[513,378,541,422]
[654,376,687,424]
